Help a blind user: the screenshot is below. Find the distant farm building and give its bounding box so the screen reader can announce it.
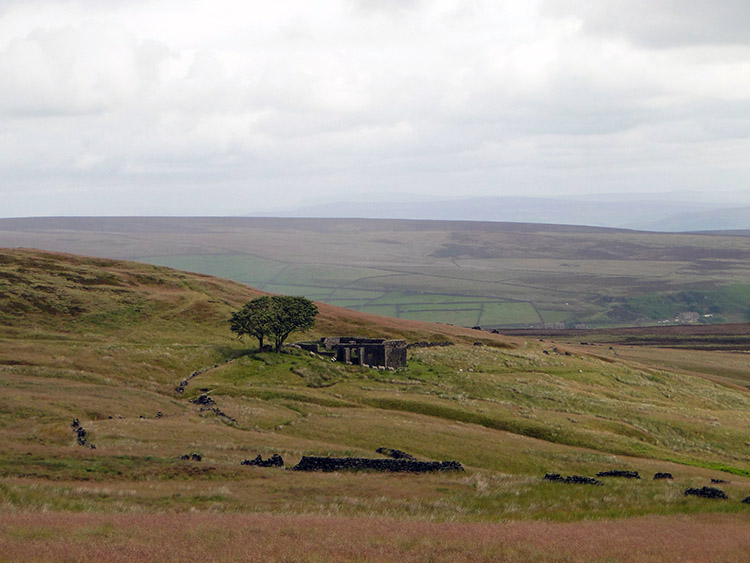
[677,311,700,324]
[297,337,407,369]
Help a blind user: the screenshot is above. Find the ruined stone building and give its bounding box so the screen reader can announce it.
[297,337,407,369]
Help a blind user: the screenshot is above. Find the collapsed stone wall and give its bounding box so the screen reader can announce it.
[242,454,284,467]
[190,394,237,423]
[71,418,95,449]
[684,486,727,499]
[596,470,640,479]
[292,456,463,473]
[543,473,602,485]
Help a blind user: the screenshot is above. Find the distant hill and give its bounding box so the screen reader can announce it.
[3,217,750,328]
[632,206,750,232]
[271,195,750,231]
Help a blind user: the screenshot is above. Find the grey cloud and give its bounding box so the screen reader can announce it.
[347,0,422,15]
[0,22,171,116]
[543,0,750,47]
[2,0,750,218]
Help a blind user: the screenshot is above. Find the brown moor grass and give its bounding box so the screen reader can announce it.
[1,512,748,562]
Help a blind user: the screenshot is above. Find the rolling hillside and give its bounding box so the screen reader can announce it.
[1,248,749,560]
[4,216,750,329]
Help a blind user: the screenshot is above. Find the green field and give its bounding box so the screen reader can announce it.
[140,254,547,327]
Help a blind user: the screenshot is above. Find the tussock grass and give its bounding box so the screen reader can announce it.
[0,512,749,562]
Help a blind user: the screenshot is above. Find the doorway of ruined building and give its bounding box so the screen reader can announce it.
[349,347,360,365]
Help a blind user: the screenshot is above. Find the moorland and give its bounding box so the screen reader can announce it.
[0,247,748,561]
[3,216,750,329]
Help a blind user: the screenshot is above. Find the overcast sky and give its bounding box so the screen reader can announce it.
[2,0,750,217]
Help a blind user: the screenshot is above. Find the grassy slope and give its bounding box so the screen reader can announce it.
[1,248,749,533]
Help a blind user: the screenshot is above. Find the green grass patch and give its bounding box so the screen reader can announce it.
[397,308,481,326]
[139,254,288,285]
[479,302,541,326]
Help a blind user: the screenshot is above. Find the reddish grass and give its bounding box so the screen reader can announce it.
[1,512,748,562]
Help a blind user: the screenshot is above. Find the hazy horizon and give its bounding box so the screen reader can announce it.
[4,191,750,232]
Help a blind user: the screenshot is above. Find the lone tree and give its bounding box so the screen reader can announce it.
[229,296,275,351]
[229,295,318,352]
[267,295,318,351]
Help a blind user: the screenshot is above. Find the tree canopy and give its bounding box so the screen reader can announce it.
[229,295,318,352]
